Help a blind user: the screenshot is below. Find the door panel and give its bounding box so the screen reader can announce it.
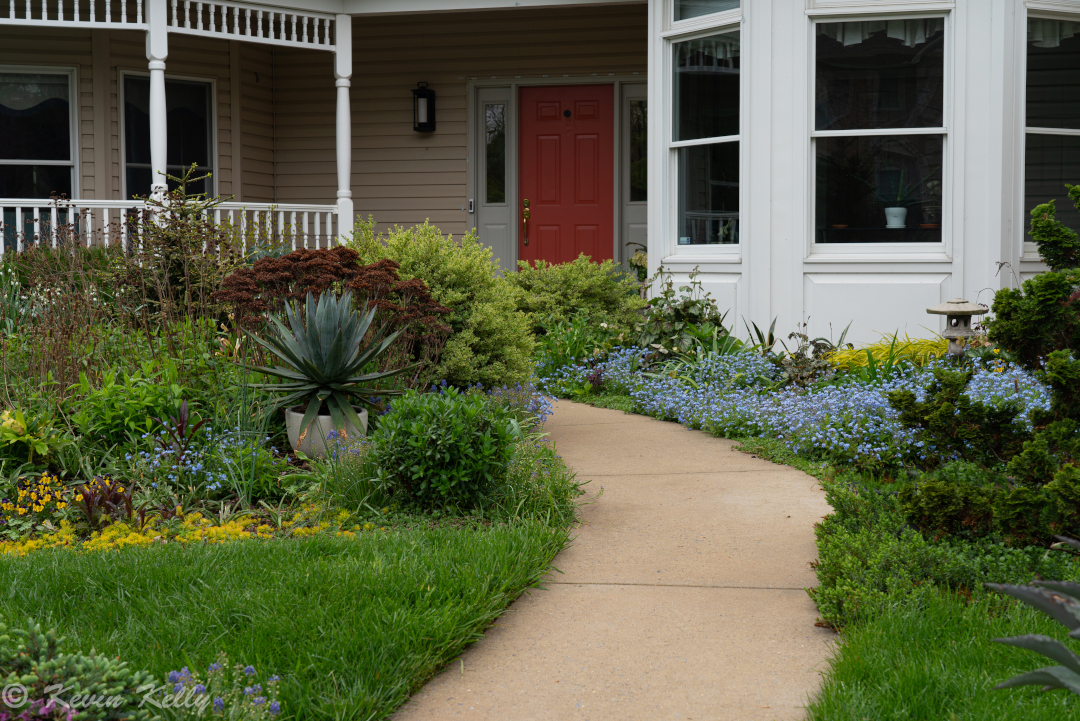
[520,85,614,264]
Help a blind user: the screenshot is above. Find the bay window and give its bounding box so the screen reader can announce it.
[1025,18,1080,240]
[813,19,946,245]
[672,29,740,245]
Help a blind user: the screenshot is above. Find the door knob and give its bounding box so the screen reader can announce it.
[522,198,530,246]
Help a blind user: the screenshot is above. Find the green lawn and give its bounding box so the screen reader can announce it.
[0,523,568,720]
[807,590,1079,720]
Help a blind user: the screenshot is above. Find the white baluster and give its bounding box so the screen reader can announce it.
[24,1,30,21]
[302,15,308,44]
[324,17,331,45]
[313,212,320,249]
[89,0,94,22]
[233,6,239,36]
[121,0,127,23]
[302,211,309,249]
[58,0,64,22]
[105,0,111,23]
[257,10,263,38]
[74,0,80,22]
[49,205,58,247]
[183,0,189,28]
[14,208,22,253]
[290,14,296,42]
[209,3,215,33]
[196,2,202,30]
[8,2,14,22]
[243,8,250,35]
[137,0,143,24]
[32,207,40,247]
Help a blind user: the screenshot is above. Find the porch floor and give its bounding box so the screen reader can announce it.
[393,401,835,720]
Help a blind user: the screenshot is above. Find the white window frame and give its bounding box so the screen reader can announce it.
[1020,8,1080,261]
[661,4,745,260]
[805,10,953,261]
[0,65,79,199]
[118,69,217,201]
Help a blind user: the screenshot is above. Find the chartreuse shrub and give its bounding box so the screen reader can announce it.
[504,254,645,336]
[349,218,534,387]
[0,528,568,721]
[0,618,157,721]
[372,388,518,510]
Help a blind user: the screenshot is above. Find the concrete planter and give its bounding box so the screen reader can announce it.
[285,406,368,458]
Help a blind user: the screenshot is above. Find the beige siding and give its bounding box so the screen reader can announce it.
[241,43,275,203]
[273,3,648,234]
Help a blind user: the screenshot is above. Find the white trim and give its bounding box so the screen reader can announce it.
[805,4,955,19]
[118,69,217,201]
[1024,126,1080,136]
[806,9,952,259]
[0,64,79,199]
[669,134,739,148]
[664,5,741,36]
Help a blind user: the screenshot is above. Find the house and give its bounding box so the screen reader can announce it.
[1,0,1076,343]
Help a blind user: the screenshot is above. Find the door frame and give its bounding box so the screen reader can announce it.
[467,75,647,270]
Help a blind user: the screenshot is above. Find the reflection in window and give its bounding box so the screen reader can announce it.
[678,142,739,245]
[673,31,740,141]
[1025,20,1080,241]
[485,103,506,204]
[0,72,73,198]
[816,20,944,131]
[629,100,647,202]
[815,135,943,243]
[674,0,739,22]
[1027,20,1080,130]
[124,76,213,197]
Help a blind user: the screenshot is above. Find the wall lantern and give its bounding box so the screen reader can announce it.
[926,298,988,356]
[412,82,436,133]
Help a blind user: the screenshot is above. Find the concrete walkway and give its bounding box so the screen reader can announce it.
[394,401,835,720]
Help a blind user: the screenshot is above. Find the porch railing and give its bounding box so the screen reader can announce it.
[0,199,340,254]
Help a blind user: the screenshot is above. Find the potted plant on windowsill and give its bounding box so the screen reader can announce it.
[244,290,408,458]
[853,167,941,229]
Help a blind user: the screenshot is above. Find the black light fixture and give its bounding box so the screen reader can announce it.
[412,82,436,133]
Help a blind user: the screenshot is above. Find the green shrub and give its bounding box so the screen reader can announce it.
[637,267,731,353]
[372,388,517,509]
[985,269,1080,368]
[349,219,534,388]
[534,311,623,380]
[888,366,1030,468]
[0,618,157,721]
[69,365,188,450]
[505,254,645,336]
[1028,185,1080,271]
[899,474,996,540]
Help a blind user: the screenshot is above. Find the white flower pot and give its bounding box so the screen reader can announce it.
[884,207,908,229]
[286,406,369,458]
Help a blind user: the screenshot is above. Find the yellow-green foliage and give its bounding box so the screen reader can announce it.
[505,254,646,336]
[349,218,534,387]
[830,332,949,369]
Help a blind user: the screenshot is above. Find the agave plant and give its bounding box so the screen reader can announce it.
[986,536,1080,695]
[244,290,408,441]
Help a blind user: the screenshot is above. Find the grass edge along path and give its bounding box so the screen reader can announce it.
[0,522,570,721]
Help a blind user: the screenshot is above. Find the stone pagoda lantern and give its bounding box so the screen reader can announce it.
[927,298,988,356]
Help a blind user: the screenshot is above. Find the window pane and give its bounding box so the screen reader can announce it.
[0,164,72,198]
[674,0,738,22]
[1025,133,1080,239]
[678,141,738,245]
[629,99,647,202]
[0,73,70,161]
[1027,20,1080,130]
[485,103,506,204]
[816,20,944,131]
[125,76,213,195]
[815,134,943,243]
[673,31,739,141]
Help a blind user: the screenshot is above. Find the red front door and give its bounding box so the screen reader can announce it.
[519,85,614,265]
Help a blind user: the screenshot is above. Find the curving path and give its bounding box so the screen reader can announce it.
[394,401,835,720]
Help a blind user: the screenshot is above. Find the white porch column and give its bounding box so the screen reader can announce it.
[334,14,354,241]
[146,0,169,200]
